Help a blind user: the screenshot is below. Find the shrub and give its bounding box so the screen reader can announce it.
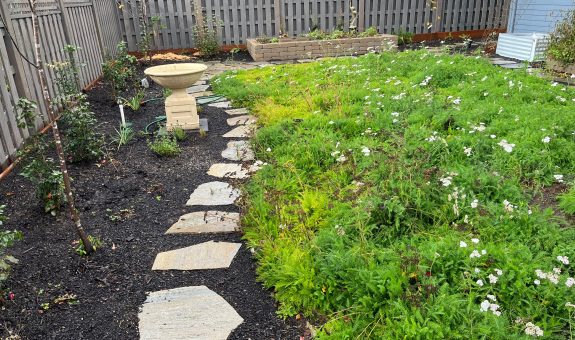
[172,127,187,142]
[359,26,379,37]
[559,186,575,215]
[60,94,104,162]
[547,9,575,65]
[148,135,181,156]
[193,18,219,57]
[397,29,414,45]
[102,41,137,100]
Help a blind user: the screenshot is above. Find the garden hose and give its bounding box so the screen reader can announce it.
[144,116,166,134]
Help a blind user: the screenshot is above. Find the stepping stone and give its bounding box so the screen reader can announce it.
[221,140,254,161]
[227,115,257,126]
[138,286,243,340]
[225,108,249,115]
[186,84,210,94]
[223,125,253,138]
[193,80,207,85]
[207,163,261,179]
[490,58,517,65]
[166,211,240,234]
[500,63,524,69]
[152,241,242,270]
[208,101,231,108]
[191,90,214,98]
[186,181,240,206]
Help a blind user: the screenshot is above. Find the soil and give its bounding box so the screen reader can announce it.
[0,64,306,339]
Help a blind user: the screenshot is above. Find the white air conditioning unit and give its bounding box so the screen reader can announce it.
[496,33,549,62]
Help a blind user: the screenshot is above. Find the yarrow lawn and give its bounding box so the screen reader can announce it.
[213,50,575,338]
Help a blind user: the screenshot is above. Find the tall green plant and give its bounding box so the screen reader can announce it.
[0,205,22,284]
[102,41,137,100]
[547,9,575,65]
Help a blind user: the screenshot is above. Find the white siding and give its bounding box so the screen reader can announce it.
[508,0,575,33]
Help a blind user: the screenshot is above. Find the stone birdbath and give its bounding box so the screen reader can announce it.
[144,63,208,131]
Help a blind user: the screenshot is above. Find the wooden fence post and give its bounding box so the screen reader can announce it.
[274,0,282,35]
[88,0,107,58]
[433,0,444,33]
[358,0,365,31]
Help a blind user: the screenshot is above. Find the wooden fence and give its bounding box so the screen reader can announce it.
[0,0,511,170]
[0,0,123,170]
[119,0,512,50]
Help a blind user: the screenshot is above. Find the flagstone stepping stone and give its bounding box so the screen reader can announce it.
[221,140,254,161]
[225,108,249,115]
[186,84,210,94]
[227,115,257,126]
[191,90,214,98]
[208,101,231,108]
[138,285,243,340]
[490,58,518,65]
[152,241,242,270]
[223,125,253,138]
[186,181,240,206]
[193,80,207,85]
[500,63,524,69]
[166,211,240,234]
[207,163,262,179]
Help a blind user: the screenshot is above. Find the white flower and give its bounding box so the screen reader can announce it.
[336,154,347,163]
[498,139,515,153]
[474,267,481,273]
[490,134,496,139]
[566,302,575,308]
[470,250,481,258]
[266,147,271,152]
[535,269,547,279]
[557,255,570,265]
[489,274,498,284]
[566,277,575,288]
[361,146,371,156]
[480,299,490,311]
[554,174,564,183]
[390,111,399,117]
[495,268,503,276]
[525,322,544,337]
[487,294,497,302]
[542,136,551,143]
[471,238,479,244]
[463,147,472,156]
[460,241,468,248]
[453,97,461,105]
[440,176,453,187]
[503,200,515,212]
[534,279,540,285]
[481,249,487,255]
[470,199,479,209]
[553,267,562,274]
[548,273,560,284]
[329,120,335,125]
[476,279,484,287]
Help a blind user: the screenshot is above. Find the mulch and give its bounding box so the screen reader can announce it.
[0,63,305,339]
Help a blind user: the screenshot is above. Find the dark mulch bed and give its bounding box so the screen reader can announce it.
[0,64,304,339]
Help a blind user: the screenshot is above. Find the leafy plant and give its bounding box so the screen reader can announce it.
[559,186,575,215]
[307,29,328,40]
[20,151,66,215]
[48,45,82,107]
[547,9,575,65]
[148,135,181,156]
[397,29,414,45]
[75,235,102,256]
[193,14,220,57]
[102,41,137,100]
[114,123,134,149]
[60,94,104,163]
[172,127,187,141]
[0,205,22,285]
[118,89,145,111]
[16,98,37,129]
[359,26,379,37]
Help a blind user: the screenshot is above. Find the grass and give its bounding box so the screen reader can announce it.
[213,50,575,338]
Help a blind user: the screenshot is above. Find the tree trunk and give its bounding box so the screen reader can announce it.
[27,0,94,254]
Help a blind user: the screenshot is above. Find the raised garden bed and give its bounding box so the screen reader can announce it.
[247,35,398,61]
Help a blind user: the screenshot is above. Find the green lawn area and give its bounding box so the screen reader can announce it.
[213,50,575,338]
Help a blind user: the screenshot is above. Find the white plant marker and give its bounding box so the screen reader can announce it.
[119,104,126,127]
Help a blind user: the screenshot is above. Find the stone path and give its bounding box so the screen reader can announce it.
[138,61,271,339]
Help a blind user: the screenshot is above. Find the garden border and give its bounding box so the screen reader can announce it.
[246,35,398,61]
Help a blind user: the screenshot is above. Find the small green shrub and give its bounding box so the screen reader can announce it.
[306,29,328,40]
[328,29,346,40]
[547,9,575,65]
[75,235,102,256]
[172,127,187,141]
[60,95,104,162]
[359,26,378,37]
[20,151,66,215]
[118,89,145,111]
[256,36,271,44]
[193,20,219,57]
[397,29,414,45]
[114,123,134,149]
[148,135,181,156]
[102,41,137,100]
[559,186,575,215]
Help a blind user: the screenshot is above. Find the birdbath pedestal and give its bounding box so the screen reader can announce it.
[144,63,208,131]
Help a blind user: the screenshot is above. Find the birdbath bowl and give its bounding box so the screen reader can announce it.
[144,63,208,130]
